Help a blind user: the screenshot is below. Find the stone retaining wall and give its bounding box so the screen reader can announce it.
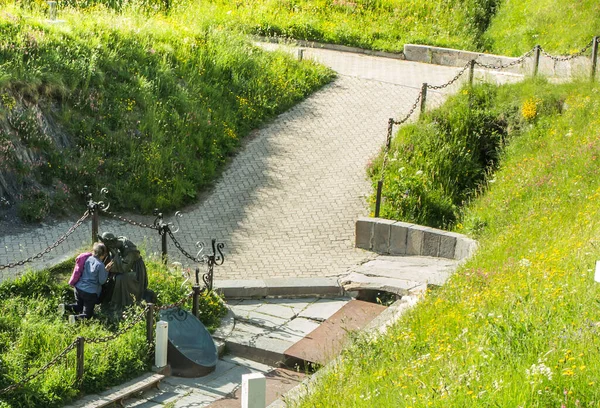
[355,217,477,261]
[404,44,593,78]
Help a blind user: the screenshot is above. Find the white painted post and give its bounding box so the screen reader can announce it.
[242,373,266,408]
[155,321,168,368]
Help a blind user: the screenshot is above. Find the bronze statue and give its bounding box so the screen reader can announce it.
[98,232,153,317]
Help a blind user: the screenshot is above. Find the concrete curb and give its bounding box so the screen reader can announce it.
[356,217,477,261]
[254,35,405,60]
[214,277,343,299]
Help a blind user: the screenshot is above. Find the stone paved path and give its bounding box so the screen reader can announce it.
[0,45,520,282]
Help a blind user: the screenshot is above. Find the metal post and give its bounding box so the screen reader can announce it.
[374,180,383,218]
[420,83,428,114]
[91,209,99,246]
[192,285,200,317]
[146,304,154,345]
[298,48,304,61]
[76,337,84,384]
[591,36,599,81]
[161,231,168,265]
[533,45,541,77]
[468,60,475,86]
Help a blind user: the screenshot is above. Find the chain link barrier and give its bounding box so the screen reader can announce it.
[100,208,159,230]
[0,339,79,395]
[166,229,203,263]
[427,60,472,90]
[0,211,90,271]
[84,306,149,345]
[474,47,536,70]
[539,39,595,61]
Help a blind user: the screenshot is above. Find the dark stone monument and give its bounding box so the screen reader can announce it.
[159,307,218,377]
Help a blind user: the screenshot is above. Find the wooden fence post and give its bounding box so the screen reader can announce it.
[533,45,541,77]
[468,60,475,86]
[592,36,599,81]
[146,304,154,345]
[76,337,85,385]
[420,83,428,115]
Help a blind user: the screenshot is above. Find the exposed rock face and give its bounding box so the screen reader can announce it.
[0,92,72,223]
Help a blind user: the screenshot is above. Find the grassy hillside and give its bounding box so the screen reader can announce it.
[0,5,333,221]
[296,80,600,406]
[484,0,600,55]
[168,0,498,53]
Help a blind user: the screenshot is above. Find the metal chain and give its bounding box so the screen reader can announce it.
[0,340,79,395]
[0,211,90,270]
[166,230,202,263]
[154,291,194,311]
[378,88,424,183]
[474,47,536,70]
[428,61,472,90]
[85,306,148,344]
[100,208,158,230]
[540,39,595,61]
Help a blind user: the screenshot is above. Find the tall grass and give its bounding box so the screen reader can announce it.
[483,0,600,56]
[295,80,600,406]
[0,5,333,219]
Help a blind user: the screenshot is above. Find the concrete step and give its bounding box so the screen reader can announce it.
[283,299,387,366]
[64,372,165,408]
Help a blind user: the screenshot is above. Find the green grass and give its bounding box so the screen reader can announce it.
[0,4,333,220]
[484,0,600,55]
[293,80,600,406]
[0,255,226,407]
[168,0,498,53]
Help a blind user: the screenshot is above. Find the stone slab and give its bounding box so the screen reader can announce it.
[297,298,349,322]
[355,217,374,250]
[207,368,306,408]
[406,227,424,256]
[340,272,425,296]
[263,298,318,315]
[389,222,411,255]
[215,280,268,299]
[284,300,386,366]
[243,311,289,329]
[264,277,342,297]
[350,256,457,286]
[372,218,395,254]
[421,228,441,257]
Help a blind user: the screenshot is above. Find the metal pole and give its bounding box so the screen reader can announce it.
[468,60,475,86]
[533,45,541,77]
[420,83,428,114]
[591,36,599,81]
[76,337,84,384]
[192,285,200,317]
[146,304,154,345]
[91,208,98,246]
[374,181,383,218]
[298,48,304,61]
[161,229,168,265]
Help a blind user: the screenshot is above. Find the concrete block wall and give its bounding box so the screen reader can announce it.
[355,217,477,261]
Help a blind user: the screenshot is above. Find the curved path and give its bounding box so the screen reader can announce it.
[0,45,518,282]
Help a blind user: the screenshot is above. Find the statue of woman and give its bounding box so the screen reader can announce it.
[98,232,149,316]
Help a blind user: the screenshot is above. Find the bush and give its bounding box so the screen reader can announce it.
[369,79,565,229]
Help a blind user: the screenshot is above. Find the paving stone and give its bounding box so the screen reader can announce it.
[253,303,297,320]
[263,298,317,315]
[297,298,349,322]
[279,317,321,338]
[284,300,387,366]
[243,311,288,329]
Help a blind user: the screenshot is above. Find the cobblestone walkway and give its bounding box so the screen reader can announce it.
[0,45,516,282]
